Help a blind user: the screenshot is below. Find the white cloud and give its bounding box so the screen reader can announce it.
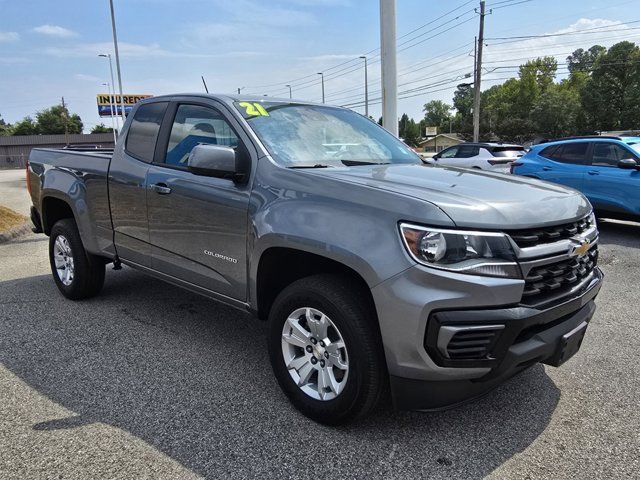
[483,18,637,68]
[74,74,101,82]
[33,24,78,38]
[285,0,351,5]
[0,56,30,65]
[0,31,19,42]
[43,41,257,60]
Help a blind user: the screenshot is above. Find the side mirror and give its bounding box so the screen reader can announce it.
[432,153,440,160]
[187,144,245,182]
[617,158,640,170]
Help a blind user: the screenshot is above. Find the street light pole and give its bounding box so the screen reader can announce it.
[102,82,117,144]
[317,72,325,103]
[380,0,398,136]
[98,53,120,133]
[109,0,126,124]
[359,55,369,118]
[285,84,292,99]
[237,87,245,95]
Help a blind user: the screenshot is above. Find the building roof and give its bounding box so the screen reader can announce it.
[418,133,464,145]
[0,133,114,146]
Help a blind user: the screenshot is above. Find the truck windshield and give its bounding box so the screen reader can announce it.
[234,101,421,168]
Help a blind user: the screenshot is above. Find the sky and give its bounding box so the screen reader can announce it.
[1,0,639,132]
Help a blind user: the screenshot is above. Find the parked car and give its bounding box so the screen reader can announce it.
[512,136,640,222]
[28,94,602,424]
[430,142,525,172]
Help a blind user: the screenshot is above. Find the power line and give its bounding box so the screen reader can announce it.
[486,19,640,42]
[243,0,479,92]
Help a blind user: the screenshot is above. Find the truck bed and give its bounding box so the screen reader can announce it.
[28,148,115,256]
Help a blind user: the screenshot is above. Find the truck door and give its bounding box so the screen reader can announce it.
[145,101,253,301]
[109,101,169,266]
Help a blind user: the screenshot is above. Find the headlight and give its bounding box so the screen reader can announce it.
[399,223,521,279]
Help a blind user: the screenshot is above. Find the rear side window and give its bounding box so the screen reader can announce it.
[546,142,589,164]
[539,145,558,158]
[125,102,168,162]
[490,146,524,157]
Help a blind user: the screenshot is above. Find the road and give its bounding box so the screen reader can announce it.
[0,168,31,215]
[0,169,639,479]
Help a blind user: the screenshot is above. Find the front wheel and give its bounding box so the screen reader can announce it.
[49,218,105,300]
[268,274,386,424]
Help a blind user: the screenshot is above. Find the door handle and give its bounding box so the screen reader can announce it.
[587,170,599,176]
[542,166,552,171]
[150,183,172,194]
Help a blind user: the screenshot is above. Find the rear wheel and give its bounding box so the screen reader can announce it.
[268,274,386,424]
[49,218,105,300]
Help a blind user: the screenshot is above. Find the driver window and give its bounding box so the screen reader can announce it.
[591,142,633,167]
[165,104,239,166]
[439,146,459,158]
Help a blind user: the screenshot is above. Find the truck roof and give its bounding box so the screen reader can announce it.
[140,93,325,108]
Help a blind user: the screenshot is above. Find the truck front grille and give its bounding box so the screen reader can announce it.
[508,216,593,248]
[522,247,598,305]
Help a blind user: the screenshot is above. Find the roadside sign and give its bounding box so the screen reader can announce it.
[425,126,438,136]
[96,93,153,117]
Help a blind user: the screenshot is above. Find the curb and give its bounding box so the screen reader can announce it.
[0,221,32,244]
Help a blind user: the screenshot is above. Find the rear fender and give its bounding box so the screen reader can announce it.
[40,169,102,254]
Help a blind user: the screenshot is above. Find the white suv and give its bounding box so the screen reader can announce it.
[431,143,525,173]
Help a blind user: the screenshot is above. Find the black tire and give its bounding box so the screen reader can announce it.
[268,274,387,425]
[49,218,105,300]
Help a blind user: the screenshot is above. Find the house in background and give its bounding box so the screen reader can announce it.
[418,133,464,153]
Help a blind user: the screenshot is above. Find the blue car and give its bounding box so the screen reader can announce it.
[512,136,640,222]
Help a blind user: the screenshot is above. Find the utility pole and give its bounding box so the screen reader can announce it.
[359,55,369,118]
[380,0,398,136]
[61,97,70,145]
[473,1,486,142]
[286,84,292,99]
[317,72,325,103]
[109,0,126,124]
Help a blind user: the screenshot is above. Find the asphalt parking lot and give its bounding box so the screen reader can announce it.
[1,169,639,479]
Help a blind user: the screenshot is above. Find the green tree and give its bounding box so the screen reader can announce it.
[398,114,420,146]
[0,114,11,136]
[10,117,39,135]
[35,105,83,135]
[91,123,114,133]
[567,45,606,74]
[451,83,474,134]
[531,82,581,139]
[422,100,452,132]
[581,41,640,131]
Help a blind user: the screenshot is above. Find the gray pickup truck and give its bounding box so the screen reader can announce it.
[28,94,603,424]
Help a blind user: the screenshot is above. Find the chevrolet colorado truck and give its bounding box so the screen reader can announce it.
[28,94,603,424]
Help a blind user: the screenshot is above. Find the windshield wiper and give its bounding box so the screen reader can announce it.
[340,160,391,166]
[289,164,333,169]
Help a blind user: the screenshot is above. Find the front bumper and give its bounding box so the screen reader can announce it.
[372,263,603,411]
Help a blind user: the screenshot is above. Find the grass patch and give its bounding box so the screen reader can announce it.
[0,206,27,233]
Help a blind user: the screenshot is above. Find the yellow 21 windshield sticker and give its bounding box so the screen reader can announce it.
[239,102,269,117]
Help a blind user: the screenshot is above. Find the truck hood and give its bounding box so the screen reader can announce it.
[307,163,591,229]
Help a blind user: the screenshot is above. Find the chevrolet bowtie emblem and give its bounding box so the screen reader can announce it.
[570,239,591,257]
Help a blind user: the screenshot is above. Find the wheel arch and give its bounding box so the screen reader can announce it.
[254,246,377,323]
